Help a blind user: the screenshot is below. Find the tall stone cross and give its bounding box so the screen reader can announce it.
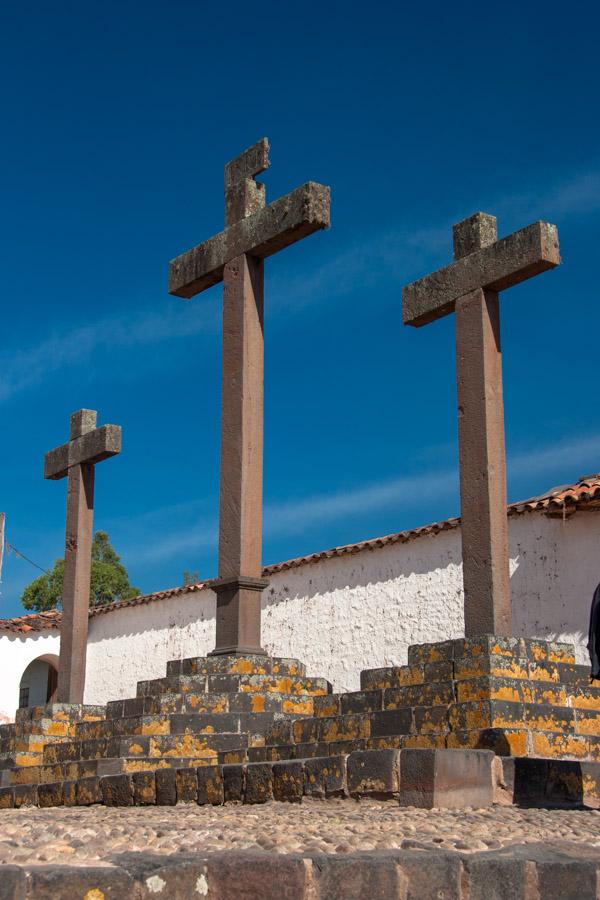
[45,410,121,703]
[402,213,560,636]
[169,139,330,656]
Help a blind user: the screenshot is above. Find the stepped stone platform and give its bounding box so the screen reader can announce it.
[1,637,599,810]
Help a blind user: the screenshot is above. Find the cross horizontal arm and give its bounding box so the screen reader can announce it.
[169,181,330,299]
[403,221,560,327]
[44,425,122,480]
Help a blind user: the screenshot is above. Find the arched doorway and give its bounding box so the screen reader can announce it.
[18,655,59,709]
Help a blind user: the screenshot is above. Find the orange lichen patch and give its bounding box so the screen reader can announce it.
[454,656,529,682]
[149,735,215,759]
[14,753,43,767]
[46,722,71,737]
[221,750,247,764]
[127,742,146,756]
[575,711,600,736]
[82,713,105,722]
[16,739,45,754]
[248,734,265,748]
[531,732,589,760]
[123,759,156,773]
[535,685,567,706]
[402,734,446,749]
[568,689,600,710]
[230,659,268,676]
[547,645,576,664]
[529,644,548,662]
[10,766,41,785]
[365,735,405,750]
[311,697,338,717]
[282,697,314,715]
[456,677,521,704]
[582,773,600,804]
[395,666,425,687]
[140,721,170,736]
[528,662,560,684]
[449,701,524,732]
[249,695,266,713]
[198,726,216,735]
[448,728,528,756]
[526,710,572,733]
[39,765,64,784]
[320,716,369,743]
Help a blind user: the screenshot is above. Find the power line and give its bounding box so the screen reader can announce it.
[5,542,50,575]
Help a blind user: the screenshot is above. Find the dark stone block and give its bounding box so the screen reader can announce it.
[155,769,177,806]
[101,774,133,807]
[205,851,313,900]
[176,767,198,803]
[132,771,156,805]
[370,709,412,737]
[76,776,103,806]
[347,749,400,798]
[0,866,26,899]
[197,765,224,805]
[38,782,63,808]
[245,762,273,803]
[273,761,304,802]
[264,718,294,746]
[222,764,244,802]
[62,781,77,806]
[536,857,597,899]
[27,865,135,899]
[304,755,347,798]
[395,848,464,898]
[0,787,14,808]
[169,713,240,735]
[340,691,383,715]
[400,748,494,809]
[463,854,533,899]
[311,853,407,899]
[13,785,38,807]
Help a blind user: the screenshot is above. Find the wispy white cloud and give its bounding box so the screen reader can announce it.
[116,431,600,569]
[2,168,597,405]
[0,303,218,403]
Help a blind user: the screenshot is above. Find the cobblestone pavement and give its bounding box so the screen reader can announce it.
[0,801,599,867]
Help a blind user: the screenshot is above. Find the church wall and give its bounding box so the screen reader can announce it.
[0,631,60,723]
[2,507,597,718]
[80,508,599,701]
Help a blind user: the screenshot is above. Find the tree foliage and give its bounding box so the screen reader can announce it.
[21,531,140,612]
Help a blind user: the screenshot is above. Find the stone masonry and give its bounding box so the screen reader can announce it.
[1,638,600,810]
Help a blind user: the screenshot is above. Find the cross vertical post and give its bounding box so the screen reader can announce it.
[454,215,511,634]
[402,212,561,636]
[45,409,122,702]
[168,139,330,655]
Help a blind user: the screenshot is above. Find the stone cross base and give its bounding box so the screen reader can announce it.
[1,642,599,810]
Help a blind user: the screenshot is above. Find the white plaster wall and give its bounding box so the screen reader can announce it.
[0,632,60,723]
[4,508,599,708]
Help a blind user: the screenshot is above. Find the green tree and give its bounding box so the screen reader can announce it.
[21,531,140,612]
[183,569,200,586]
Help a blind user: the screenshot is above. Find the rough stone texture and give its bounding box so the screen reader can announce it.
[169,181,330,298]
[402,219,560,327]
[400,748,494,809]
[347,749,400,799]
[44,409,122,705]
[0,805,599,900]
[402,213,561,643]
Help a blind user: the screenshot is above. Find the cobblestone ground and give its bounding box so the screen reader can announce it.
[0,802,599,866]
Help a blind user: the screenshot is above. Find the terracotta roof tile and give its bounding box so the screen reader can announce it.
[2,472,599,634]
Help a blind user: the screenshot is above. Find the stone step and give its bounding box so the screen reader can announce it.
[106,691,315,720]
[166,655,306,678]
[15,704,106,724]
[135,673,331,699]
[44,731,249,764]
[75,710,298,741]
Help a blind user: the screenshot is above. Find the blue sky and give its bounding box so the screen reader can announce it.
[1,1,598,617]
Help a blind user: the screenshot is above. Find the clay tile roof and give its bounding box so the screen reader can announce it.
[1,472,599,633]
[0,609,61,635]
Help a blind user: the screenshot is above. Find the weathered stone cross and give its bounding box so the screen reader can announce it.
[45,410,121,703]
[169,139,330,656]
[403,213,560,636]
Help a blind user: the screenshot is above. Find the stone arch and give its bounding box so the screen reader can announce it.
[18,653,59,709]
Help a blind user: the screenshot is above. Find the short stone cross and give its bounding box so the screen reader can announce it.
[45,410,121,702]
[169,139,330,656]
[402,214,560,636]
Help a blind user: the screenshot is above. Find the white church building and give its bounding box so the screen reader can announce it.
[1,471,599,724]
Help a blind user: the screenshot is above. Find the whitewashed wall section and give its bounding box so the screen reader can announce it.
[82,509,599,702]
[0,631,60,722]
